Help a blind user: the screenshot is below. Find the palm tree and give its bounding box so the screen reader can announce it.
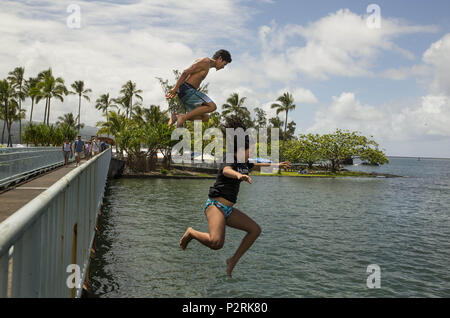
[119,81,142,119]
[8,67,26,143]
[57,112,84,131]
[0,79,15,146]
[146,105,166,125]
[222,93,250,118]
[70,80,92,133]
[271,92,296,150]
[37,69,51,123]
[98,110,127,137]
[113,96,129,118]
[24,77,40,123]
[95,93,116,136]
[6,99,26,143]
[96,110,127,156]
[130,104,146,125]
[254,107,267,129]
[37,69,68,125]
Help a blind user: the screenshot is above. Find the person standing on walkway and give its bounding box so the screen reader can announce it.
[73,135,85,167]
[91,136,100,157]
[84,141,91,160]
[62,138,72,166]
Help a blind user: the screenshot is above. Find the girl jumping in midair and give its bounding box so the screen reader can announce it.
[179,118,291,277]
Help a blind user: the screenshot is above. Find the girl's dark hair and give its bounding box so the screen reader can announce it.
[213,49,232,63]
[223,116,250,153]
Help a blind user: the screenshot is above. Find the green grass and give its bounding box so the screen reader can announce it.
[196,173,215,177]
[250,170,382,178]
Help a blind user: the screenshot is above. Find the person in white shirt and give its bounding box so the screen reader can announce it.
[91,136,100,157]
[62,138,72,166]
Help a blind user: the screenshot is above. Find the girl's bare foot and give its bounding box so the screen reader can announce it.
[176,114,186,128]
[179,227,193,250]
[226,257,237,277]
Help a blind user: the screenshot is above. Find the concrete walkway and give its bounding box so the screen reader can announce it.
[0,160,87,223]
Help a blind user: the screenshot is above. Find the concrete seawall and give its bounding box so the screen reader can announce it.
[108,157,126,179]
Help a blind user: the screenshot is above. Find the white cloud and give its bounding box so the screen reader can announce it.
[305,32,450,157]
[291,87,318,104]
[307,92,385,137]
[307,91,450,157]
[381,33,450,86]
[381,64,431,80]
[423,33,450,95]
[258,9,437,80]
[0,0,255,126]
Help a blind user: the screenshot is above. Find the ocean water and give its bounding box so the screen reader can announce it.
[88,157,450,297]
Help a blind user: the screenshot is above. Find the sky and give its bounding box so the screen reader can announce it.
[1,0,450,158]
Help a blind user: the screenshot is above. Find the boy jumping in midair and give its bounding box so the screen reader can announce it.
[166,49,232,128]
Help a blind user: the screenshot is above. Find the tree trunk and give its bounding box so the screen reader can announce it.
[5,100,12,147]
[46,98,51,125]
[148,152,157,170]
[29,98,34,123]
[283,110,288,149]
[330,159,338,173]
[278,110,289,174]
[106,107,110,138]
[1,118,5,144]
[7,116,13,147]
[43,98,48,125]
[78,94,81,133]
[129,96,132,119]
[19,92,22,144]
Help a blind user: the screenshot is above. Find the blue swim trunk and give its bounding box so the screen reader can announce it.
[204,198,233,218]
[177,82,213,112]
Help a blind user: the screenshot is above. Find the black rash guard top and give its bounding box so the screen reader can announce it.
[208,158,255,204]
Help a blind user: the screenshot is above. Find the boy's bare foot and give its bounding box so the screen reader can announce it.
[176,114,186,128]
[179,227,193,250]
[168,112,177,127]
[226,257,237,277]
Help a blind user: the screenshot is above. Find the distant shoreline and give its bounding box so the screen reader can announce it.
[120,169,402,179]
[387,156,450,160]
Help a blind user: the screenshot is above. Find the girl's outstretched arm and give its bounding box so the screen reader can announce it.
[253,161,292,169]
[223,166,252,184]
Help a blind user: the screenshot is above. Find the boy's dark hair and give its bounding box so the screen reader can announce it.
[213,49,232,63]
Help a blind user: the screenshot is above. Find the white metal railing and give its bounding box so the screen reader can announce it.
[0,147,70,188]
[0,148,111,298]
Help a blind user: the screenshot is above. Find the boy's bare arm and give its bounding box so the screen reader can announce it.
[166,58,209,99]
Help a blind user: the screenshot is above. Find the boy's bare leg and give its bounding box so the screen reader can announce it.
[225,207,261,277]
[177,102,216,127]
[168,112,177,127]
[180,205,225,250]
[170,114,209,127]
[190,114,209,122]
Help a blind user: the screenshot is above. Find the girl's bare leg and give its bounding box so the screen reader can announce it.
[179,205,226,250]
[225,207,261,277]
